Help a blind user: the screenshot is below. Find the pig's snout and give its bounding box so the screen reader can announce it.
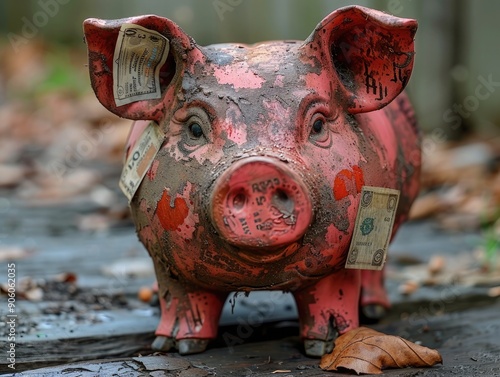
[210,157,313,252]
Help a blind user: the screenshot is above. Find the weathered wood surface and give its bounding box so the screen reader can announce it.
[5,299,500,376]
[1,197,499,376]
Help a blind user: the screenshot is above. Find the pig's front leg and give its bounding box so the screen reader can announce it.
[293,269,360,357]
[152,278,227,355]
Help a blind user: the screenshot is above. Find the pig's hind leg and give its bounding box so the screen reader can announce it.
[359,268,390,323]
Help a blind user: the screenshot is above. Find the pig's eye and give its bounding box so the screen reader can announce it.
[189,123,204,139]
[309,115,331,148]
[175,107,211,154]
[312,119,324,134]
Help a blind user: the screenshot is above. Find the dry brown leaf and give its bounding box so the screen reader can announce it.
[24,287,44,301]
[398,280,420,296]
[76,213,113,232]
[320,327,442,374]
[0,164,26,187]
[437,213,480,231]
[101,258,154,278]
[488,286,500,297]
[138,286,154,303]
[428,255,446,275]
[408,193,444,220]
[53,272,78,283]
[19,168,102,204]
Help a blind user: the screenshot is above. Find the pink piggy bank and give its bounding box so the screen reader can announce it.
[84,6,419,356]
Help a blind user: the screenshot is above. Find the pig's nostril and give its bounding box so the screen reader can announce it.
[274,189,289,203]
[232,191,247,210]
[272,189,294,213]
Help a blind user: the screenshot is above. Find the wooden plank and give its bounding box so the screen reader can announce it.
[4,298,500,376]
[1,304,157,372]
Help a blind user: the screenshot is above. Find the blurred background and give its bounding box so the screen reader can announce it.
[2,0,500,135]
[0,0,499,275]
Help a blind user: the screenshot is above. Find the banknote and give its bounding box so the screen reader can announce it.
[119,122,164,202]
[345,186,400,270]
[113,23,169,107]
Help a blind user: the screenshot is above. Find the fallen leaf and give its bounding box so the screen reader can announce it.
[428,255,446,275]
[398,280,420,296]
[24,287,44,301]
[19,168,102,204]
[76,213,112,232]
[0,164,26,187]
[320,327,442,374]
[53,272,78,283]
[138,286,154,303]
[408,193,444,220]
[488,286,500,297]
[101,258,154,278]
[437,212,480,231]
[391,253,423,266]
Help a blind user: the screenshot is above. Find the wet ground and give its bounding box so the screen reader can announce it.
[6,300,500,376]
[1,185,500,376]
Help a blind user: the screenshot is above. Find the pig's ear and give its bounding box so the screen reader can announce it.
[304,6,417,114]
[83,16,201,121]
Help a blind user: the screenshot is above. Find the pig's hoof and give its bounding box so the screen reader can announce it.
[152,336,175,351]
[178,339,209,355]
[360,304,387,324]
[303,339,334,357]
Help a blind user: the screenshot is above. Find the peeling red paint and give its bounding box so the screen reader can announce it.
[333,166,365,200]
[157,190,189,231]
[213,63,265,90]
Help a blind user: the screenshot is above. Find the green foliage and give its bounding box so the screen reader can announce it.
[34,47,89,96]
[480,212,500,272]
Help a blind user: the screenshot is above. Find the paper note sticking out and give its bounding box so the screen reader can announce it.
[113,23,169,106]
[345,186,400,270]
[119,122,164,202]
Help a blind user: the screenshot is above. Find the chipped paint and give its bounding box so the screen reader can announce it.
[333,166,365,201]
[157,190,189,232]
[146,159,160,181]
[213,63,265,90]
[273,74,285,88]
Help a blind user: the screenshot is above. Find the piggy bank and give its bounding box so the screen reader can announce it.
[83,6,419,356]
